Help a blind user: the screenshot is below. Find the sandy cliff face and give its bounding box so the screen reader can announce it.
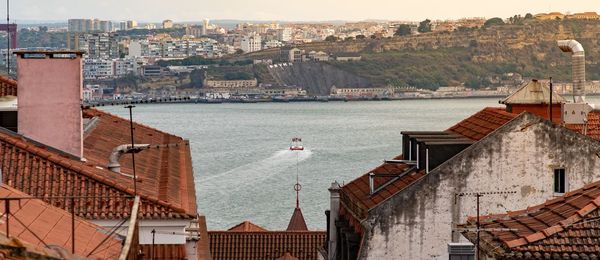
[258,62,374,95]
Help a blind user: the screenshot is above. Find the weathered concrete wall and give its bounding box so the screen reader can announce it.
[362,113,600,259]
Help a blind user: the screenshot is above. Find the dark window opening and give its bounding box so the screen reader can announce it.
[554,168,566,194]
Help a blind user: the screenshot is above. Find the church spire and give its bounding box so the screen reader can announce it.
[287,141,308,231]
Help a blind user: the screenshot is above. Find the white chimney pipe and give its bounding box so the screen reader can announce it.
[557,40,586,103]
[108,144,150,173]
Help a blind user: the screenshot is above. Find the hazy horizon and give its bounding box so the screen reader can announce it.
[4,0,600,24]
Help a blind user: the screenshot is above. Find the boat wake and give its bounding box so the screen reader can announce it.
[200,149,313,195]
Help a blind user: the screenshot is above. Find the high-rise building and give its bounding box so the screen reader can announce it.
[162,19,174,29]
[126,20,138,29]
[241,34,262,53]
[186,26,205,38]
[203,18,210,30]
[277,28,292,42]
[68,18,112,32]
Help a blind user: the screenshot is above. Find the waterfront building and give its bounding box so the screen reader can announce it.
[330,85,393,97]
[204,78,258,88]
[262,86,307,96]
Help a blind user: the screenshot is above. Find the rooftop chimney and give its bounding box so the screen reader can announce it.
[557,40,586,103]
[15,51,85,158]
[108,144,150,173]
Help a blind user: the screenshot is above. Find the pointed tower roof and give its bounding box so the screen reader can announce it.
[276,252,300,260]
[228,221,268,232]
[286,207,308,231]
[501,79,566,104]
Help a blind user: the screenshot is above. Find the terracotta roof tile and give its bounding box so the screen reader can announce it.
[0,185,123,259]
[461,179,600,257]
[0,76,17,96]
[139,244,187,259]
[227,221,268,232]
[566,111,600,140]
[83,109,198,217]
[286,208,308,231]
[0,109,195,220]
[208,231,326,260]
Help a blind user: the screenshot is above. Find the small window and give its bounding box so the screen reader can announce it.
[554,168,566,194]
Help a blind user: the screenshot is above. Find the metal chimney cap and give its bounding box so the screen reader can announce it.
[557,39,584,53]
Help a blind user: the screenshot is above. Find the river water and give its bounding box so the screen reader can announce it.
[102,97,596,230]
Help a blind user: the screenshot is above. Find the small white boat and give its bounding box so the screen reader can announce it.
[290,137,304,151]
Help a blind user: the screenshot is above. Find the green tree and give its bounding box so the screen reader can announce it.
[418,19,432,33]
[355,35,366,40]
[189,69,205,88]
[395,24,412,36]
[325,35,338,42]
[484,17,505,27]
[235,49,244,55]
[525,13,533,19]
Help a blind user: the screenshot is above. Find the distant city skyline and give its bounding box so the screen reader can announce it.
[4,0,600,23]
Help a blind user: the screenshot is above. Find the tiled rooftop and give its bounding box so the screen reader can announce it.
[0,125,193,220]
[208,231,326,260]
[566,111,600,140]
[460,179,600,258]
[83,108,198,217]
[228,221,268,232]
[139,244,187,260]
[286,208,308,231]
[0,77,196,220]
[340,107,518,219]
[0,76,17,96]
[0,185,123,259]
[447,107,517,141]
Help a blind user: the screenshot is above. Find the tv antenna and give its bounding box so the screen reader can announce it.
[455,191,517,260]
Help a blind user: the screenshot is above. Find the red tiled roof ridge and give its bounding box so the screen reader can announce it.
[227,221,268,232]
[0,75,17,86]
[0,130,193,218]
[84,108,187,142]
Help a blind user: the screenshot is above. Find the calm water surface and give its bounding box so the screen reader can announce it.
[102,97,599,230]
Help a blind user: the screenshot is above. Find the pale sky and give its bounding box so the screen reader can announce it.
[6,0,600,22]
